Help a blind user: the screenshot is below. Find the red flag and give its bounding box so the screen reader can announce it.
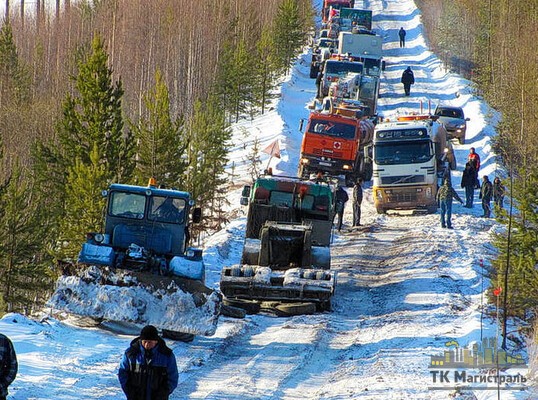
[262,140,281,159]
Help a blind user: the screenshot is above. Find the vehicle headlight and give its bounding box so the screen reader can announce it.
[426,187,432,197]
[186,249,195,258]
[94,233,104,243]
[301,158,310,165]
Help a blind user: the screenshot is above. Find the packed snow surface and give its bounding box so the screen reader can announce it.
[1,0,531,399]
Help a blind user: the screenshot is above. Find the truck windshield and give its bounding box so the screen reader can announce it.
[374,141,433,165]
[109,192,146,219]
[308,118,356,139]
[325,61,363,75]
[149,196,186,224]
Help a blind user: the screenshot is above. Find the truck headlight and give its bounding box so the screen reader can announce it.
[376,190,383,199]
[300,158,310,165]
[342,164,351,170]
[426,187,432,197]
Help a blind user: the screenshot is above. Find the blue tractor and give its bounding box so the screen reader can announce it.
[48,179,221,340]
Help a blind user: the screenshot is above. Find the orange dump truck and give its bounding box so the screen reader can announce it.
[298,107,374,186]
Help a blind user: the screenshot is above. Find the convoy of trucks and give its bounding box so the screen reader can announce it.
[47,1,468,332]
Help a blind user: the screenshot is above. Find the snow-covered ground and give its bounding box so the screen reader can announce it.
[1,0,531,399]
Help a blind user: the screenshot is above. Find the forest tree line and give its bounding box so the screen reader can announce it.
[0,0,314,314]
[418,0,538,326]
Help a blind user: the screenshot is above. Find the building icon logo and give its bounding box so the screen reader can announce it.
[429,337,527,369]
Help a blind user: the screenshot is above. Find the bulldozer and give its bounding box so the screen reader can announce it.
[47,179,221,340]
[220,175,337,315]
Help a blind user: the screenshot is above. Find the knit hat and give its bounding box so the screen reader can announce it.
[140,325,159,341]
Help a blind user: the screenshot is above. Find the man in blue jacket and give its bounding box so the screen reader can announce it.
[0,333,17,400]
[118,325,178,400]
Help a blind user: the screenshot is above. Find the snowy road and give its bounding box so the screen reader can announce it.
[1,0,530,399]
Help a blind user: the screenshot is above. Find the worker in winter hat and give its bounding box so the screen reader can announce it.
[118,324,179,398]
[139,325,160,341]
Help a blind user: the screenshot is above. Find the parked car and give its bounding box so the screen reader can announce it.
[434,105,469,144]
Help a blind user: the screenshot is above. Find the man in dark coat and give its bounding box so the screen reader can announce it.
[0,333,17,400]
[436,179,463,229]
[335,185,349,232]
[118,325,179,400]
[352,178,363,226]
[493,177,505,210]
[460,161,477,208]
[401,67,415,96]
[479,175,493,217]
[398,27,406,47]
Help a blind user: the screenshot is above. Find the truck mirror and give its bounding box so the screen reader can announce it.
[299,119,305,132]
[240,197,249,206]
[381,60,386,71]
[364,145,372,162]
[192,207,202,223]
[241,185,251,198]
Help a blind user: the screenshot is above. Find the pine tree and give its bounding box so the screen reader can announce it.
[272,0,305,74]
[0,22,30,106]
[132,69,186,188]
[57,34,134,183]
[216,37,255,122]
[491,168,538,316]
[57,144,108,261]
[185,96,231,232]
[0,160,53,314]
[252,27,279,114]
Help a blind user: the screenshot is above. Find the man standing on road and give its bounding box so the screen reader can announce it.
[436,179,463,229]
[479,175,493,218]
[118,325,178,400]
[401,66,415,96]
[352,178,363,226]
[398,27,406,47]
[0,333,17,400]
[460,161,477,208]
[335,185,349,232]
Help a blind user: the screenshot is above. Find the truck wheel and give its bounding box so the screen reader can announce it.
[162,330,195,342]
[427,205,438,214]
[317,299,331,312]
[223,298,261,314]
[274,302,317,317]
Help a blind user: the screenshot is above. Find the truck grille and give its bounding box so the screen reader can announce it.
[387,192,418,202]
[380,175,425,185]
[313,148,344,158]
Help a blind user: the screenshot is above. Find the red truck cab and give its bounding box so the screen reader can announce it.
[298,111,373,186]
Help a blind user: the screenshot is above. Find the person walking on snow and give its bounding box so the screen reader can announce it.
[401,67,414,96]
[118,325,178,400]
[479,175,493,218]
[335,185,349,232]
[460,161,477,208]
[436,179,463,229]
[0,333,17,400]
[352,178,363,226]
[398,27,406,47]
[493,177,505,210]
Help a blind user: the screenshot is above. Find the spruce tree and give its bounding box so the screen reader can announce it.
[132,69,186,188]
